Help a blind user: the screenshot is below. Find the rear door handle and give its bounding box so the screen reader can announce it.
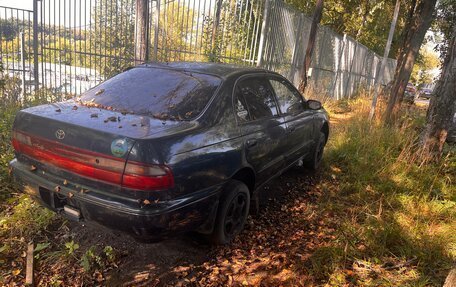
[246,139,258,148]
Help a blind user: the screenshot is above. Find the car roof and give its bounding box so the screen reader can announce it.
[140,61,274,78]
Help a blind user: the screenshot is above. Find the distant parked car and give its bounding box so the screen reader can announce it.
[404,83,417,104]
[10,62,329,244]
[418,88,433,99]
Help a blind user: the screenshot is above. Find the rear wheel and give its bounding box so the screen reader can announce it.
[305,131,326,170]
[211,180,250,245]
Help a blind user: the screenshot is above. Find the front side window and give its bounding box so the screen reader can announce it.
[234,77,279,121]
[269,79,304,115]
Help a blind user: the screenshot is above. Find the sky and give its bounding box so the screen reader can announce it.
[0,0,33,11]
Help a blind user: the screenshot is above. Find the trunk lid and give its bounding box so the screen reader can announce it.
[12,100,190,193]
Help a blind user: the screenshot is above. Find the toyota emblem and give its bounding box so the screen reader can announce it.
[55,129,65,140]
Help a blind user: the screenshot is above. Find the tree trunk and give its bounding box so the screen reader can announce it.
[298,0,324,94]
[420,27,456,158]
[395,0,417,69]
[134,0,149,65]
[384,0,437,123]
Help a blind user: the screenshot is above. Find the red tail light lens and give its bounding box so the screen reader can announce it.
[122,162,174,190]
[12,130,174,191]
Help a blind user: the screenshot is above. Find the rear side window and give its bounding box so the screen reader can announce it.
[234,77,279,121]
[79,67,221,121]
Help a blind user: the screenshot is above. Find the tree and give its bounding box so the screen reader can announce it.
[384,0,437,123]
[90,0,135,77]
[419,27,455,157]
[419,0,456,158]
[298,0,324,93]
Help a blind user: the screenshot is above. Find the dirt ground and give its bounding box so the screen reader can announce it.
[65,168,332,287]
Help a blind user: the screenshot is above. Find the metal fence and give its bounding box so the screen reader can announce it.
[0,0,396,100]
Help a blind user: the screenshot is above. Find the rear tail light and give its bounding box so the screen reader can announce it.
[122,162,174,190]
[12,130,174,191]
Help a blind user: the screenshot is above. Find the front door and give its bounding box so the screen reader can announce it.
[269,77,316,167]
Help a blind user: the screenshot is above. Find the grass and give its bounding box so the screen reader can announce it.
[316,97,456,286]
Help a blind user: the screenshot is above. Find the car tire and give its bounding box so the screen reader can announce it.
[210,180,250,245]
[305,131,326,170]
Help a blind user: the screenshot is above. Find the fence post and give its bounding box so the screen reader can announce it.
[33,0,39,92]
[332,34,347,100]
[344,40,358,98]
[153,0,160,61]
[135,0,150,65]
[20,32,26,100]
[256,0,270,67]
[289,15,303,84]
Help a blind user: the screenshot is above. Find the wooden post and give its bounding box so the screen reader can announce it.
[298,0,324,93]
[444,268,456,287]
[25,242,34,286]
[135,0,150,65]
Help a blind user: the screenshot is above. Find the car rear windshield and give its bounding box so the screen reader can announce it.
[79,67,221,121]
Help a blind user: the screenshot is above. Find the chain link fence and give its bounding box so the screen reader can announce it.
[0,0,396,100]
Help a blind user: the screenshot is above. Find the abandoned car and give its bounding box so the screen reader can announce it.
[10,62,329,244]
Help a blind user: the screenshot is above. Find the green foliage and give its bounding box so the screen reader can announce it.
[201,1,259,63]
[411,46,440,85]
[433,0,456,59]
[89,0,135,77]
[64,241,80,257]
[80,245,116,272]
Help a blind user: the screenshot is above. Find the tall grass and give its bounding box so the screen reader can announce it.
[319,97,456,286]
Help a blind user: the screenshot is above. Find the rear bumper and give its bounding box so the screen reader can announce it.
[10,159,221,240]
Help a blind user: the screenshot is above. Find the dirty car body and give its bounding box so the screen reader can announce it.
[10,62,329,242]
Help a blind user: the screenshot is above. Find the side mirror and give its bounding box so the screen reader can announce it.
[307,99,322,110]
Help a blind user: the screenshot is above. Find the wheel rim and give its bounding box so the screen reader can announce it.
[224,192,248,237]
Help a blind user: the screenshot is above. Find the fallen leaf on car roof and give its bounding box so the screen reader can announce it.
[30,165,37,171]
[95,89,105,96]
[72,106,78,110]
[55,108,61,112]
[90,113,98,118]
[54,186,61,192]
[68,192,74,198]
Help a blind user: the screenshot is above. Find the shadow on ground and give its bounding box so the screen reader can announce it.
[67,168,323,286]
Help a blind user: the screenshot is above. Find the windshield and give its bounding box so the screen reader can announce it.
[79,67,221,121]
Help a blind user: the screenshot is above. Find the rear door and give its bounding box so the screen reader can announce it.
[234,75,288,185]
[268,77,316,167]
